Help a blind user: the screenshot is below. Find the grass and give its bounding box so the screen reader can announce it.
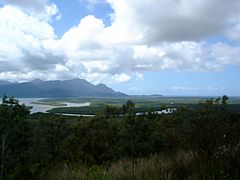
[47,152,196,180]
[48,150,236,180]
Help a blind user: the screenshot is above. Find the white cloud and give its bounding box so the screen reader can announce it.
[0,5,65,79]
[79,72,132,84]
[131,42,232,72]
[0,70,58,82]
[172,86,198,91]
[82,60,117,73]
[4,0,60,21]
[0,6,55,39]
[212,43,240,65]
[112,73,131,83]
[227,13,240,41]
[228,22,240,41]
[55,0,240,82]
[107,0,240,43]
[60,15,105,52]
[1,0,240,84]
[5,0,48,11]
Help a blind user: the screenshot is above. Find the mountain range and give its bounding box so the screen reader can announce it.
[0,78,126,98]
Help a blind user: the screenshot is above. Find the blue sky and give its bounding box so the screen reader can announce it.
[0,0,240,96]
[111,66,240,96]
[51,0,113,37]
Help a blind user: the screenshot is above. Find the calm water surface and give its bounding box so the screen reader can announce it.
[0,98,90,114]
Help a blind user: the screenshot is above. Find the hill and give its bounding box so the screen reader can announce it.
[0,78,126,98]
[0,80,13,86]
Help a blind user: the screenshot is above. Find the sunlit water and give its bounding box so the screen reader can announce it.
[0,98,90,114]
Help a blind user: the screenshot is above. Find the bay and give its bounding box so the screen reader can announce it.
[0,98,90,114]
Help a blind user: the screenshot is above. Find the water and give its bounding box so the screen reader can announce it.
[55,113,94,117]
[0,98,90,114]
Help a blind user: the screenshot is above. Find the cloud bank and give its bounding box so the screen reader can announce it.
[0,0,240,83]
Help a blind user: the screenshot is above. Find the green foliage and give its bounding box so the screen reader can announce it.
[185,97,240,179]
[29,115,71,178]
[0,96,31,179]
[103,105,121,117]
[222,95,229,105]
[1,97,240,179]
[60,116,118,166]
[48,106,105,115]
[117,114,160,159]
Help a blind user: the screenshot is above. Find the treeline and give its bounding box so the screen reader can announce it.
[0,96,240,179]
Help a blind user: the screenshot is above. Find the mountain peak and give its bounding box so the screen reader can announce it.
[96,83,107,87]
[0,78,127,97]
[31,78,44,84]
[68,78,87,82]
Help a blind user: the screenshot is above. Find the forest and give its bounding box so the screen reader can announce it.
[0,96,240,179]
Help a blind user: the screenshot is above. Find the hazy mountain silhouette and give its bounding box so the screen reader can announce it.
[0,80,13,86]
[0,78,126,98]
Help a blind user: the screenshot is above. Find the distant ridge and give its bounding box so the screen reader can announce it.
[0,78,127,98]
[31,78,44,84]
[130,94,163,98]
[0,80,13,86]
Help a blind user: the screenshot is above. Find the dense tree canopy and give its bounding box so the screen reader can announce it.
[0,96,239,179]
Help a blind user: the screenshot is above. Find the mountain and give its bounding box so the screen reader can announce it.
[31,78,44,85]
[0,78,127,98]
[0,80,12,86]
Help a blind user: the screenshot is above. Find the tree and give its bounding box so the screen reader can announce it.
[214,97,221,104]
[126,100,135,109]
[121,100,135,115]
[62,116,118,165]
[104,105,120,118]
[185,98,240,178]
[222,95,229,105]
[30,115,69,177]
[0,96,30,179]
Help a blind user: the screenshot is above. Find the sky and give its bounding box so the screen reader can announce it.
[0,0,240,96]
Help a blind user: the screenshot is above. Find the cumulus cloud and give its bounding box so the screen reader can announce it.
[0,5,64,78]
[3,0,60,21]
[107,0,240,43]
[56,0,240,81]
[211,43,240,65]
[112,73,131,83]
[228,23,240,41]
[0,0,240,84]
[5,0,48,11]
[60,15,105,51]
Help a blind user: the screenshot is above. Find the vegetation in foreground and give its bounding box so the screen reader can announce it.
[0,95,240,179]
